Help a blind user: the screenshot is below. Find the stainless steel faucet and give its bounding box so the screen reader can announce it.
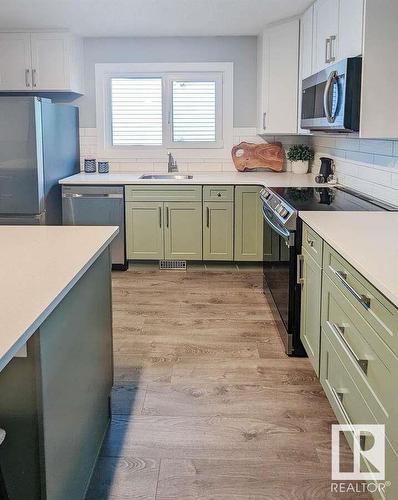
[167,152,178,173]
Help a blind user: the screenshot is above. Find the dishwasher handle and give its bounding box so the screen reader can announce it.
[62,193,124,199]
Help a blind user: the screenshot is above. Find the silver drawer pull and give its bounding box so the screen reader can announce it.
[331,387,353,426]
[297,254,304,286]
[306,236,314,247]
[328,321,369,375]
[334,270,371,310]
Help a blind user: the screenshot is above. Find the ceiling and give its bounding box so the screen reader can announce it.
[0,0,313,37]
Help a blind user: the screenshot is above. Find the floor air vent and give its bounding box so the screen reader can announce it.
[159,260,187,270]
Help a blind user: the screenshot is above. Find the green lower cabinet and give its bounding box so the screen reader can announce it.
[300,247,322,375]
[234,186,263,261]
[126,202,164,260]
[263,223,281,262]
[203,202,234,261]
[164,202,202,260]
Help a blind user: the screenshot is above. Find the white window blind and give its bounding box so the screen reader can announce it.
[111,78,162,145]
[172,81,217,143]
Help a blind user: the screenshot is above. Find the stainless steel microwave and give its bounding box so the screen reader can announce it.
[301,57,362,132]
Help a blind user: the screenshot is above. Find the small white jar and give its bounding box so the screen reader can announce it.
[291,160,309,175]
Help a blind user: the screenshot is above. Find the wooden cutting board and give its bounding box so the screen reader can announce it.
[232,142,284,172]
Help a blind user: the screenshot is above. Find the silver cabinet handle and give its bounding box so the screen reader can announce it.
[25,68,31,87]
[32,68,37,87]
[297,254,304,286]
[159,206,162,228]
[263,112,267,130]
[327,321,369,375]
[331,387,353,426]
[325,37,331,64]
[166,206,169,227]
[329,35,337,63]
[333,270,371,310]
[306,236,314,247]
[206,206,210,227]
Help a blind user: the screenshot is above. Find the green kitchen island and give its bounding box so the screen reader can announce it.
[0,225,118,500]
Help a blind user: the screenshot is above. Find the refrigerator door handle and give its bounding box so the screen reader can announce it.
[32,69,37,88]
[25,69,31,87]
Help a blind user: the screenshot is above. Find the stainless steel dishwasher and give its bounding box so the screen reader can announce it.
[62,185,127,270]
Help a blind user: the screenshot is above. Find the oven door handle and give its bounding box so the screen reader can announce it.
[262,206,294,246]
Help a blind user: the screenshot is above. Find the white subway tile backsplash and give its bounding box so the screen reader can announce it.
[345,150,373,165]
[335,138,360,152]
[373,155,397,168]
[311,135,398,207]
[359,139,393,156]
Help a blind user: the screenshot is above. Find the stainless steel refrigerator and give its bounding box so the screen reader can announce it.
[0,96,79,225]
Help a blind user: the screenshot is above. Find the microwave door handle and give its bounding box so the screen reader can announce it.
[323,71,337,123]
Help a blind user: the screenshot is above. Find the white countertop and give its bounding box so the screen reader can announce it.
[59,171,318,187]
[299,212,398,308]
[0,226,118,372]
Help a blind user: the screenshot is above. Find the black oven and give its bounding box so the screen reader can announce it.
[262,204,305,356]
[260,185,392,357]
[301,57,362,132]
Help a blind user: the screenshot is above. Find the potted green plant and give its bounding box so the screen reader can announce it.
[286,144,314,174]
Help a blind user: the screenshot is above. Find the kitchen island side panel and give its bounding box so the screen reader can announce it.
[38,248,113,500]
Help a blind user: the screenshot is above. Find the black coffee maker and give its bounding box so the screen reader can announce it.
[315,157,334,183]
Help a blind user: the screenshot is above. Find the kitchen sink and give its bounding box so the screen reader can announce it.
[139,174,193,180]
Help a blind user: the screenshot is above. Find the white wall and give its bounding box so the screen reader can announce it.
[75,36,258,129]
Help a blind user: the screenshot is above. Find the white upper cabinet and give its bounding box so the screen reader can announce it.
[300,6,314,80]
[257,19,300,134]
[0,33,32,90]
[338,0,364,60]
[312,0,363,73]
[360,0,398,139]
[0,32,83,93]
[313,0,339,72]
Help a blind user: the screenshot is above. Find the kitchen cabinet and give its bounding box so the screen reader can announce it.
[313,0,339,72]
[299,247,322,375]
[360,0,398,139]
[125,185,266,262]
[0,32,83,93]
[126,199,202,261]
[338,0,364,60]
[300,5,314,80]
[126,202,164,260]
[257,19,300,134]
[0,33,31,90]
[203,202,234,261]
[312,0,363,73]
[234,186,264,261]
[164,202,202,260]
[263,224,281,262]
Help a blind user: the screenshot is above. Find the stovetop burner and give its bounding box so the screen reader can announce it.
[270,186,388,212]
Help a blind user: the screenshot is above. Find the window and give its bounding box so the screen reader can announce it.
[172,80,216,143]
[96,63,233,157]
[111,78,162,146]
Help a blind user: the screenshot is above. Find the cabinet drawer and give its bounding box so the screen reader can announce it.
[125,185,202,202]
[321,330,377,431]
[321,332,398,498]
[324,243,398,357]
[302,223,323,265]
[203,185,234,202]
[322,274,398,454]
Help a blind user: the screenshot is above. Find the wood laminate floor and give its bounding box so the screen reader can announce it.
[86,263,370,500]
